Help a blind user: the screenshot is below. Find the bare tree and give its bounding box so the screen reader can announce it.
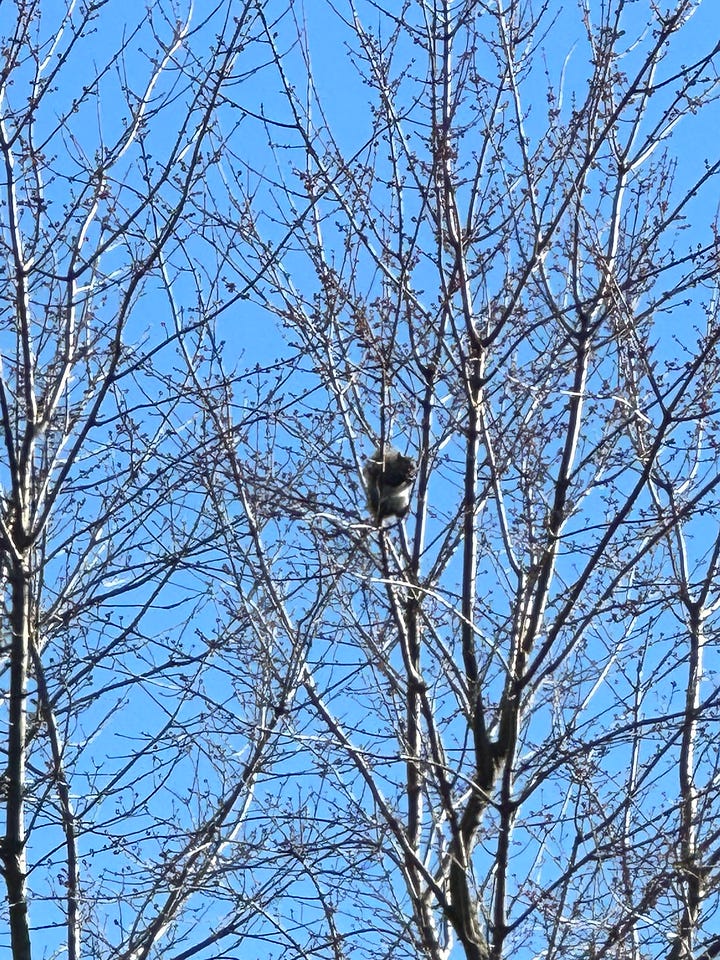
[0,3,315,959]
[4,1,720,959]
[214,1,720,959]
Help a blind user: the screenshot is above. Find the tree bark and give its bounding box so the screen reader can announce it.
[5,561,31,960]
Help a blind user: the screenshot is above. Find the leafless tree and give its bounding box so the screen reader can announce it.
[4,1,720,960]
[213,2,720,959]
[0,3,315,959]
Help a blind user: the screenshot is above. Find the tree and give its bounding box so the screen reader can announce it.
[221,1,720,958]
[3,0,720,959]
[0,3,309,958]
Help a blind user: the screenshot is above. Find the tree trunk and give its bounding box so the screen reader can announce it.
[4,562,31,960]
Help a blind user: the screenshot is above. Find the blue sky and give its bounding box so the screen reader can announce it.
[4,1,720,958]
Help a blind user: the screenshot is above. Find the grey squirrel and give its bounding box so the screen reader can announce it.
[363,446,416,522]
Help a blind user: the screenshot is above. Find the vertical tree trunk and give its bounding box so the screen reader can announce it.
[5,562,32,960]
